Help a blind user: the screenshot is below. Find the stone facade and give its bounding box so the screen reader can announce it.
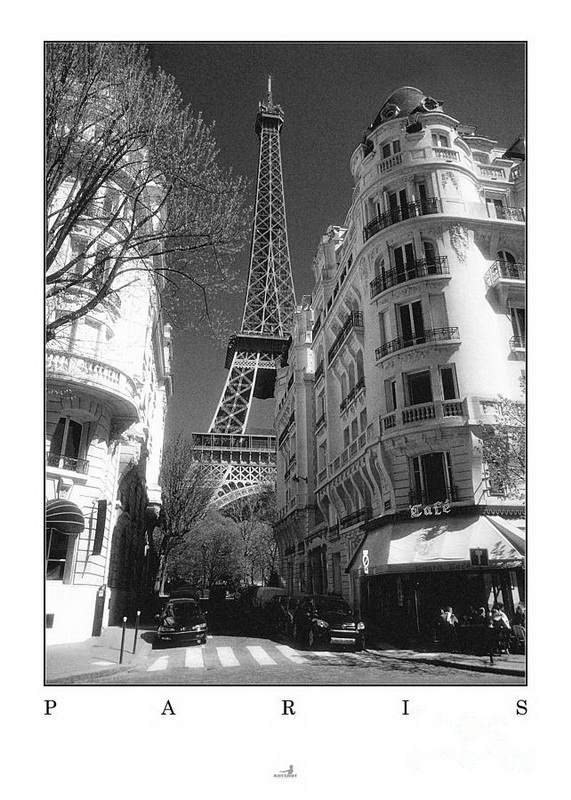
[274,87,525,641]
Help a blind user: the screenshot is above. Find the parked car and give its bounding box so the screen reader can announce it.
[292,595,365,651]
[155,598,208,646]
[267,595,299,637]
[236,586,288,634]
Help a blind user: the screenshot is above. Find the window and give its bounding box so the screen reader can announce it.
[343,427,350,448]
[378,311,389,346]
[382,140,400,159]
[510,307,526,344]
[423,241,437,269]
[432,131,450,148]
[92,500,107,556]
[398,300,425,345]
[46,529,72,581]
[440,365,459,400]
[332,552,342,594]
[405,370,433,405]
[48,417,85,471]
[497,250,515,264]
[486,197,505,219]
[388,189,409,222]
[410,452,454,505]
[351,419,359,441]
[393,242,415,282]
[385,378,397,412]
[360,409,368,432]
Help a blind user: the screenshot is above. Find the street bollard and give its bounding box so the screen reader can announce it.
[133,610,141,654]
[119,616,127,664]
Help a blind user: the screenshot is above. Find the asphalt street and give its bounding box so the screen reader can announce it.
[65,633,524,685]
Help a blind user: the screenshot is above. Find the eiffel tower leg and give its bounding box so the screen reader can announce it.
[208,351,261,434]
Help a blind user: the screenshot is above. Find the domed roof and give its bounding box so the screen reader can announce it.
[369,86,444,131]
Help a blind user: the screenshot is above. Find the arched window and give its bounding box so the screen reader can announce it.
[497,249,516,264]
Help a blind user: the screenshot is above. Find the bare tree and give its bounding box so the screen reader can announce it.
[46,42,250,343]
[223,485,278,585]
[156,434,216,593]
[479,378,526,501]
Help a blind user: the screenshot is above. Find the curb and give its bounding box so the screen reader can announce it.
[46,640,154,685]
[369,650,525,677]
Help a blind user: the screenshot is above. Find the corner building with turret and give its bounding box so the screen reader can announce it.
[274,87,525,643]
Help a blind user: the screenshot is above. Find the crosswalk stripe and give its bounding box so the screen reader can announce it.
[184,647,205,669]
[247,645,277,666]
[217,646,240,667]
[148,655,169,671]
[275,644,308,664]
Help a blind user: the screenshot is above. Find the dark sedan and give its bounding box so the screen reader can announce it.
[156,598,208,646]
[292,595,365,651]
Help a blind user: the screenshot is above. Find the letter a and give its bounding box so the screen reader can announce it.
[161,699,176,715]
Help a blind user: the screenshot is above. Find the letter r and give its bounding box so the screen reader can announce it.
[282,699,295,715]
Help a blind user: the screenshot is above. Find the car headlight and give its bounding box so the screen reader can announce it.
[357,622,365,631]
[192,624,207,631]
[315,619,329,628]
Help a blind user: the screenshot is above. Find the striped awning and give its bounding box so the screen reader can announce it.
[46,499,84,536]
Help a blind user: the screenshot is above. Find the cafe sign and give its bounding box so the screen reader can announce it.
[362,549,370,575]
[410,498,451,519]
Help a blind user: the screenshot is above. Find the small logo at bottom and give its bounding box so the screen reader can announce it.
[274,764,297,778]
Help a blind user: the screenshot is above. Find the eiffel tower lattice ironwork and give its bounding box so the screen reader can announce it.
[193,77,296,508]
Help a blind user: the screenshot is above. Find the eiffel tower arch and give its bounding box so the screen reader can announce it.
[193,77,296,508]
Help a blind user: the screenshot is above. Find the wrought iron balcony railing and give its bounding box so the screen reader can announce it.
[409,485,458,507]
[363,198,440,242]
[510,335,526,351]
[376,327,460,360]
[340,507,371,529]
[327,311,363,364]
[484,259,526,288]
[340,376,365,413]
[370,256,449,298]
[46,452,90,474]
[495,206,525,222]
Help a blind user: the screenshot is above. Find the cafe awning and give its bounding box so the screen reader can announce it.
[46,499,85,536]
[347,514,524,577]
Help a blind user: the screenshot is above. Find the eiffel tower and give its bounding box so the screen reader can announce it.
[193,77,296,508]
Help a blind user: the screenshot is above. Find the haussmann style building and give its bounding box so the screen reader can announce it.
[274,86,525,642]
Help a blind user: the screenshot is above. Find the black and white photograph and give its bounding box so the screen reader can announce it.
[8,12,564,794]
[44,40,526,689]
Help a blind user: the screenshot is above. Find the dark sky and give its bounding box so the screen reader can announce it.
[147,42,525,439]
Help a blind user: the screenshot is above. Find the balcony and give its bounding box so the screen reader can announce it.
[487,205,525,222]
[363,198,440,242]
[484,260,526,288]
[46,452,89,474]
[510,335,526,352]
[370,256,449,299]
[46,350,139,421]
[340,507,371,529]
[432,147,459,162]
[340,376,365,414]
[409,485,459,506]
[375,327,460,360]
[380,399,466,436]
[327,311,364,365]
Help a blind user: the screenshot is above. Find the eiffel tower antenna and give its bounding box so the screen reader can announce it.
[193,77,296,507]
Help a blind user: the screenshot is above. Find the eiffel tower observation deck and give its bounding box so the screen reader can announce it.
[193,77,296,508]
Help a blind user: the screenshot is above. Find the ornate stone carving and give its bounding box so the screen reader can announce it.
[449,223,469,263]
[441,170,459,194]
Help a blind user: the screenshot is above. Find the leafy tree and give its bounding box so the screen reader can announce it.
[46,42,250,343]
[167,509,242,590]
[156,435,216,593]
[479,378,526,501]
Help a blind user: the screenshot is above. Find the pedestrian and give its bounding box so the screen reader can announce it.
[512,602,526,628]
[441,605,460,652]
[488,602,511,664]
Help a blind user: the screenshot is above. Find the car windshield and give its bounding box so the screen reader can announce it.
[165,601,200,616]
[314,598,352,615]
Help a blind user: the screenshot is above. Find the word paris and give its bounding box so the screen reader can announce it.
[410,499,451,519]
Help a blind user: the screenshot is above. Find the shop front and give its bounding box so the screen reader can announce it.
[347,512,525,644]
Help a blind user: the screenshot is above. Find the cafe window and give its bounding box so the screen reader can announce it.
[48,417,85,471]
[46,529,73,581]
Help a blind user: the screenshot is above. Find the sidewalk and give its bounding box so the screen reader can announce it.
[46,625,154,684]
[369,640,526,677]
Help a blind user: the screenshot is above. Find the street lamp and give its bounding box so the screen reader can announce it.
[292,475,308,483]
